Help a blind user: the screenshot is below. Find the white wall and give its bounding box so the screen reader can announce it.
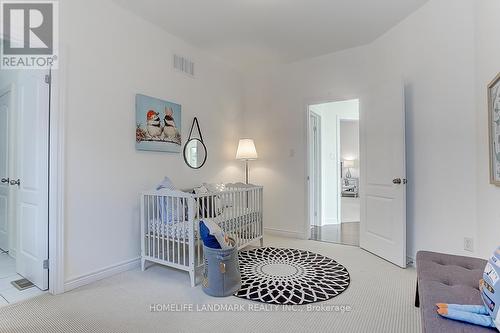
[475,0,500,258]
[244,0,477,258]
[60,0,245,284]
[310,100,358,225]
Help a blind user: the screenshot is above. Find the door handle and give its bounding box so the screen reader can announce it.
[392,178,407,185]
[9,179,20,187]
[1,178,9,184]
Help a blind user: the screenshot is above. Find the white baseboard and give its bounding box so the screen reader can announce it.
[264,227,307,240]
[64,257,140,292]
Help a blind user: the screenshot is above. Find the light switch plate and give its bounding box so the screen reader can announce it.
[464,237,474,252]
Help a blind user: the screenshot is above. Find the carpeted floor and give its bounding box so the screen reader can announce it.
[0,235,421,333]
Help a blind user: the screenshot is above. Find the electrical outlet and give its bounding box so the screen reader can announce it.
[464,237,474,252]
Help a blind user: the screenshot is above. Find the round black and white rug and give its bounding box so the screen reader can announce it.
[234,247,350,305]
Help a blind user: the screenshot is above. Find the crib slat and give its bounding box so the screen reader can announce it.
[241,190,244,247]
[254,189,257,239]
[202,196,205,220]
[156,197,160,259]
[151,196,155,259]
[250,188,254,241]
[210,194,214,220]
[240,190,244,245]
[140,195,145,265]
[252,189,255,238]
[260,188,263,237]
[159,196,163,260]
[245,189,249,243]
[161,197,165,262]
[237,190,241,247]
[147,196,150,257]
[184,198,188,266]
[166,196,171,262]
[173,197,177,264]
[233,190,236,245]
[182,198,186,266]
[177,197,181,265]
[226,191,229,234]
[197,197,201,266]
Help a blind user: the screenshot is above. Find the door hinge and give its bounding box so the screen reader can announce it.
[43,259,49,269]
[44,74,51,84]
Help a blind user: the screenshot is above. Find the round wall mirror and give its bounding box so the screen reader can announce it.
[184,117,207,169]
[183,138,207,169]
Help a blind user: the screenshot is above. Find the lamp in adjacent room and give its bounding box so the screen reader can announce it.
[236,139,258,184]
[343,159,355,179]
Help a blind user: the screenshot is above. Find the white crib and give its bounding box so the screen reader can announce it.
[140,184,263,287]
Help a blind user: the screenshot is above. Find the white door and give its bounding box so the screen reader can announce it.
[0,89,11,252]
[309,111,322,229]
[15,71,50,290]
[359,80,407,268]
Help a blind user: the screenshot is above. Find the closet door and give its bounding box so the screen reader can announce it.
[15,71,49,290]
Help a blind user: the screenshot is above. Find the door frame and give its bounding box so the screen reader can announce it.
[1,38,65,294]
[0,70,64,293]
[48,49,66,295]
[308,110,322,230]
[304,95,360,238]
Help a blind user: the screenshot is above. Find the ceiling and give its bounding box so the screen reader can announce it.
[114,0,428,70]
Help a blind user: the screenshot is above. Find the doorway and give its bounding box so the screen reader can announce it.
[0,68,51,305]
[308,99,360,246]
[306,81,407,268]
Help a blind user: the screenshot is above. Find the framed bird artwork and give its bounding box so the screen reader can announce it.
[135,94,182,153]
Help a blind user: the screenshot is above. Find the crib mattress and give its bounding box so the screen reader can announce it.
[148,209,260,241]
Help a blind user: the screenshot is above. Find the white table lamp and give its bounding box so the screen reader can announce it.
[236,139,258,184]
[343,160,355,178]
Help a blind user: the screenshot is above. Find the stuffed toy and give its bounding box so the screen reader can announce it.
[436,246,500,331]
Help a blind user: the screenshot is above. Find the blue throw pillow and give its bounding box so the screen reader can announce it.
[199,221,221,249]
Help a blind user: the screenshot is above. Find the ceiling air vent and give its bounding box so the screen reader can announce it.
[173,54,195,77]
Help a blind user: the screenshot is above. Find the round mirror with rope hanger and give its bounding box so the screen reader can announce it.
[183,117,207,169]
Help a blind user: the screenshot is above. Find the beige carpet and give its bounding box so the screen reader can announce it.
[0,235,421,333]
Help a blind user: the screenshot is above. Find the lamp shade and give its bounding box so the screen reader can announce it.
[236,139,258,160]
[343,160,355,168]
